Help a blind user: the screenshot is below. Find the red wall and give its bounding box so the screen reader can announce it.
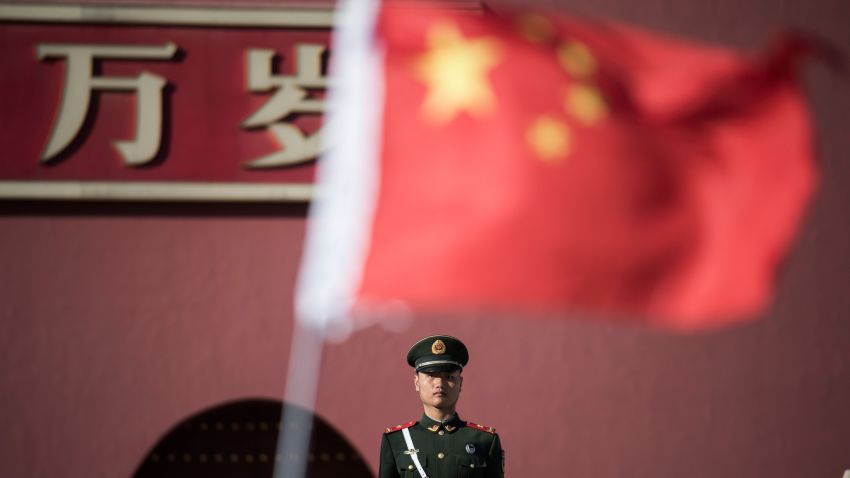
[2,0,849,477]
[0,203,309,477]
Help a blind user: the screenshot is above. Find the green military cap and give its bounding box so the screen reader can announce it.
[406,335,469,373]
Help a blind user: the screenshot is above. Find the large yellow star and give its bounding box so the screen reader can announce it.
[415,21,502,125]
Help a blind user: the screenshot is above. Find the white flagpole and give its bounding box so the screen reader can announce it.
[273,323,326,478]
[273,0,382,474]
[293,0,383,341]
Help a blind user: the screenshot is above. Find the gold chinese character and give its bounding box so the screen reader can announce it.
[241,44,328,168]
[37,42,177,165]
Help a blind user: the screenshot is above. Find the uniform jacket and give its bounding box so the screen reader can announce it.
[378,413,504,478]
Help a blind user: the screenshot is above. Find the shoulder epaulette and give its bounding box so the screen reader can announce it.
[384,420,417,434]
[466,421,496,434]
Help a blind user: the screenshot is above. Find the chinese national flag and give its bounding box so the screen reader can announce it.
[299,4,818,334]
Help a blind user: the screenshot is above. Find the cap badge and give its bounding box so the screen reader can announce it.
[431,339,446,355]
[465,443,476,454]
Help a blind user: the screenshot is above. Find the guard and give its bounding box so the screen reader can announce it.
[378,335,505,477]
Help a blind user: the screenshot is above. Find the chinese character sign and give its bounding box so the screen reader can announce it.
[0,13,331,188]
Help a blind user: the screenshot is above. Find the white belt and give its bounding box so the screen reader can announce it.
[401,428,428,478]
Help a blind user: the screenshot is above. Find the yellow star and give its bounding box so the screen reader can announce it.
[415,21,502,125]
[515,13,555,44]
[566,84,608,125]
[526,116,571,162]
[557,40,596,78]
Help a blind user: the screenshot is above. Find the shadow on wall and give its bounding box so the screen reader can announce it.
[133,398,373,478]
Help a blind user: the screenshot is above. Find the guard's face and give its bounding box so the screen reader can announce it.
[414,370,462,411]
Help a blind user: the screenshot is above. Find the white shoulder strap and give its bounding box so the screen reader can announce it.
[401,427,428,478]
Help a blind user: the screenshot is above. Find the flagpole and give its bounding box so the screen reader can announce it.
[272,0,381,475]
[272,321,326,478]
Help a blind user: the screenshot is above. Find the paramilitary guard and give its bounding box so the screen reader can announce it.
[378,335,504,478]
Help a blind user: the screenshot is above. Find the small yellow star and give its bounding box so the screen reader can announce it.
[526,116,571,162]
[516,13,555,43]
[557,40,596,77]
[415,21,502,125]
[566,84,608,125]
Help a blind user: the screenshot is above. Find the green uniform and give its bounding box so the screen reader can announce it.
[379,413,504,478]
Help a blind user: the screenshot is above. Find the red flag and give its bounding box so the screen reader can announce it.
[299,4,818,333]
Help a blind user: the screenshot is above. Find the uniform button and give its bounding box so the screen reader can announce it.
[408,465,414,470]
[438,430,445,436]
[437,452,445,459]
[471,464,476,469]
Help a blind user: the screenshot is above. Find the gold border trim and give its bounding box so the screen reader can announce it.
[0,3,335,27]
[0,181,314,202]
